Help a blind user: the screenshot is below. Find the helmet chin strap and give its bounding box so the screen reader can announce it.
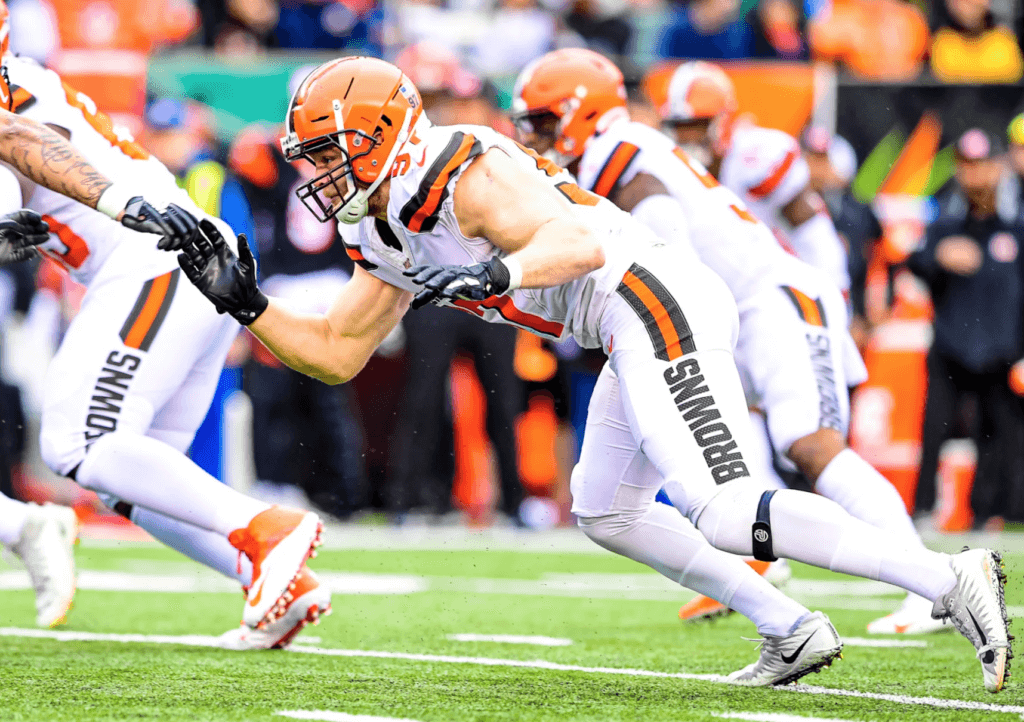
[335,100,417,225]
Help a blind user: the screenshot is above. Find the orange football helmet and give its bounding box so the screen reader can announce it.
[281,56,425,224]
[661,62,738,160]
[511,48,627,166]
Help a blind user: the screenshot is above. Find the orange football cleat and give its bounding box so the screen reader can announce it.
[678,559,778,622]
[229,506,323,629]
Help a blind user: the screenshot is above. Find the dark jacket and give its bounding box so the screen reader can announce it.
[907,173,1024,373]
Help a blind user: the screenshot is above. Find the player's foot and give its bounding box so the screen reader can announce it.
[679,559,790,622]
[9,502,77,627]
[932,548,1012,693]
[219,565,332,650]
[727,611,843,686]
[228,506,323,629]
[867,593,950,635]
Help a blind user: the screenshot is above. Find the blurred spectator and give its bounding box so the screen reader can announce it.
[387,44,525,523]
[906,128,1024,527]
[659,0,755,59]
[198,0,384,54]
[749,0,808,59]
[930,0,1023,83]
[229,123,369,518]
[472,0,560,77]
[563,0,634,59]
[7,0,57,63]
[808,0,929,80]
[1009,112,1024,202]
[802,126,880,343]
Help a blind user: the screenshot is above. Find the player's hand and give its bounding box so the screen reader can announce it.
[120,197,200,251]
[177,218,268,325]
[0,209,49,266]
[936,235,983,276]
[403,258,511,310]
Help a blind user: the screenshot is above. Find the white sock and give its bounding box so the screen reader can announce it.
[0,492,30,546]
[579,503,808,636]
[815,449,922,546]
[129,506,253,586]
[696,484,956,602]
[76,433,270,536]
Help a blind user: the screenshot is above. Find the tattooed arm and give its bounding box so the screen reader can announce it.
[0,108,202,249]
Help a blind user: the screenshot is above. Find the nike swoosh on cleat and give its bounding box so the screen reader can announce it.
[967,608,988,646]
[248,578,265,607]
[781,630,818,664]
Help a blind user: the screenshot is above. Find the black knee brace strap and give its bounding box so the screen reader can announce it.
[752,490,778,562]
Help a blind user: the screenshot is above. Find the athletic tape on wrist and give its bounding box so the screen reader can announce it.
[96,184,137,220]
[503,256,523,292]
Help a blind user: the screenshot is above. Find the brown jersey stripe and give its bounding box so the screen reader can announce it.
[399,132,483,233]
[616,264,695,361]
[590,141,640,199]
[781,285,826,327]
[119,270,180,351]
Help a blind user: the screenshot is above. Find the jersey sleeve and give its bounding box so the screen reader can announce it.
[577,132,642,199]
[735,131,809,209]
[0,165,23,214]
[395,130,484,234]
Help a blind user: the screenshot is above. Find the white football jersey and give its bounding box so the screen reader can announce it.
[576,119,812,308]
[5,56,198,286]
[719,124,809,242]
[339,123,642,348]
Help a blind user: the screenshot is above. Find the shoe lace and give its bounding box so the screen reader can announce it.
[740,636,767,654]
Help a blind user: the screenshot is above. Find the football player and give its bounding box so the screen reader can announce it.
[175,56,1008,690]
[0,4,329,648]
[660,62,851,299]
[511,49,948,637]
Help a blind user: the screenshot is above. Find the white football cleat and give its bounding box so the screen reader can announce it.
[9,502,78,627]
[228,506,323,629]
[932,548,1012,693]
[728,611,843,686]
[867,593,951,635]
[219,565,332,650]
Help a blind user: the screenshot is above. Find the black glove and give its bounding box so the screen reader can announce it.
[0,210,49,266]
[403,257,512,310]
[121,197,200,251]
[177,218,269,325]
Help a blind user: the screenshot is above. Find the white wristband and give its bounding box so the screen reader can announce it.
[96,183,136,220]
[503,255,523,292]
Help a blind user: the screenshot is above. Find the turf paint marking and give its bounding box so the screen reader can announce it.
[448,633,573,646]
[276,712,420,722]
[841,637,928,649]
[3,627,1021,717]
[713,714,864,722]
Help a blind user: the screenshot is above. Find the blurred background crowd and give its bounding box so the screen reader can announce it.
[2,0,1024,534]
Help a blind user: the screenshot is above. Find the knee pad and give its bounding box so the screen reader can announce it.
[39,415,86,478]
[577,509,647,544]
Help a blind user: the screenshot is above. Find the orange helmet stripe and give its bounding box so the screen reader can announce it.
[400,132,482,233]
[747,149,798,199]
[590,141,640,198]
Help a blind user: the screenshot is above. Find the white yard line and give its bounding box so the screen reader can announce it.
[842,637,929,648]
[713,713,864,722]
[2,627,1021,716]
[447,634,573,646]
[277,712,420,722]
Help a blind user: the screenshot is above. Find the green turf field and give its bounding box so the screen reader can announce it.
[0,529,1020,721]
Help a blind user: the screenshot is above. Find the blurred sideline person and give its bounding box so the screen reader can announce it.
[175,56,1008,691]
[0,209,76,628]
[229,123,368,518]
[660,62,851,299]
[0,15,328,649]
[512,48,942,636]
[907,128,1024,530]
[389,42,525,522]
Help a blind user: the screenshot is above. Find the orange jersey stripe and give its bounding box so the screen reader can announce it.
[453,296,564,338]
[783,286,824,327]
[40,215,90,269]
[123,272,172,349]
[621,270,684,360]
[748,149,798,199]
[592,142,640,198]
[407,134,478,233]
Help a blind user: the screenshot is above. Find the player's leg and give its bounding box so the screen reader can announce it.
[605,255,1008,689]
[39,270,321,628]
[0,491,76,627]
